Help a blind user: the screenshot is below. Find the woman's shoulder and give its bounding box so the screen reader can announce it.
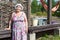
[21,11,26,15]
[11,12,16,17]
[21,11,25,14]
[12,12,16,15]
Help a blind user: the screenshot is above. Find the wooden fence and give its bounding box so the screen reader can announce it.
[0,23,60,40]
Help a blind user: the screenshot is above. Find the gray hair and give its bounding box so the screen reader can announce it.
[15,4,23,10]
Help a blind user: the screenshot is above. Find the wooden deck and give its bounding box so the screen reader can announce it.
[0,23,60,39]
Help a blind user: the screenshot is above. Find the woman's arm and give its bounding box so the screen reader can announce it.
[40,0,48,11]
[8,19,12,30]
[52,2,59,12]
[40,0,59,12]
[24,12,28,33]
[5,13,13,30]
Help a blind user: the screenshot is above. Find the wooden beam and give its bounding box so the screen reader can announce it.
[27,0,31,26]
[29,24,60,33]
[47,0,52,24]
[0,30,11,38]
[0,24,60,38]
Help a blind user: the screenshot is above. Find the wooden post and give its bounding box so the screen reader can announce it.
[47,0,52,24]
[29,33,36,40]
[54,27,60,36]
[27,0,31,26]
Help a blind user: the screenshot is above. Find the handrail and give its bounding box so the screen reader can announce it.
[0,23,60,38]
[29,23,60,33]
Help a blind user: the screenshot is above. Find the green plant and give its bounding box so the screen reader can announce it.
[37,35,60,40]
[31,12,47,16]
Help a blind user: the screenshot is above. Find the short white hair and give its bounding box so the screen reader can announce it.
[15,4,23,10]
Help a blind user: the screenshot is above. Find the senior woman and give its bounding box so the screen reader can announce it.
[5,4,28,40]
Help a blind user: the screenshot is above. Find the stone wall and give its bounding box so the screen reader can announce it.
[0,2,14,28]
[0,0,28,28]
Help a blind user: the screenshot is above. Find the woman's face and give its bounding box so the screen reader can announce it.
[15,6,21,12]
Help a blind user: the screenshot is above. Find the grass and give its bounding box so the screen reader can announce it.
[31,12,47,16]
[37,35,60,40]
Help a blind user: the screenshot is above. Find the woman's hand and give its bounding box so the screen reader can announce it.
[40,0,59,12]
[25,27,28,33]
[4,27,10,30]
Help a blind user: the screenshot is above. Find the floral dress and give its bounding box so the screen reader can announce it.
[12,12,27,40]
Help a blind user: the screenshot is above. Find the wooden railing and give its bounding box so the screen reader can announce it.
[29,23,60,33]
[0,23,60,39]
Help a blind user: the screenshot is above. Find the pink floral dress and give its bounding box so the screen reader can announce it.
[12,12,27,40]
